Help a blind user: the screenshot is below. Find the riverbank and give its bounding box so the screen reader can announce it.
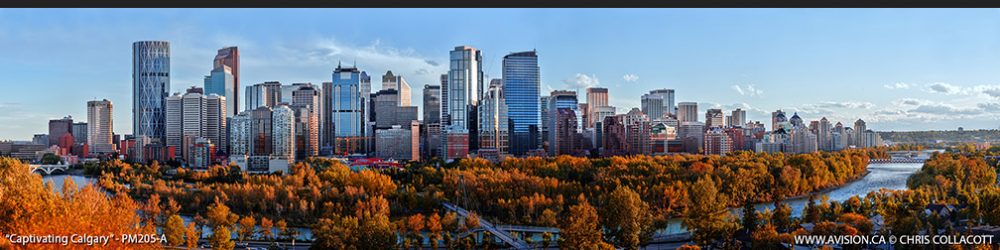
[781,169,873,202]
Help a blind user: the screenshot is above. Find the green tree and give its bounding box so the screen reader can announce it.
[741,201,759,233]
[602,186,654,249]
[357,213,396,249]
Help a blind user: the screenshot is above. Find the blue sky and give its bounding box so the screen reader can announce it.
[3,9,1000,140]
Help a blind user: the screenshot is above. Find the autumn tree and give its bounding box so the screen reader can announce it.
[560,195,614,249]
[185,222,201,249]
[259,217,274,242]
[210,225,235,250]
[602,186,654,249]
[427,213,443,249]
[237,215,257,243]
[164,214,186,246]
[684,176,738,246]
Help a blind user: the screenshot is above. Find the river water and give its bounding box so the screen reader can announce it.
[658,162,924,234]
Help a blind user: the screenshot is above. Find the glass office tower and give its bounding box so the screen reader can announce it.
[502,51,541,156]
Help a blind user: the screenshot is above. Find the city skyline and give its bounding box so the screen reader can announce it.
[7,9,1000,140]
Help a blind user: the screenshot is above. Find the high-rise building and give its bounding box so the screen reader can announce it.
[213,46,239,115]
[229,112,252,157]
[479,80,509,154]
[648,89,676,117]
[271,105,295,161]
[165,87,226,161]
[854,119,867,147]
[327,63,366,155]
[602,115,627,157]
[440,74,450,126]
[246,81,282,111]
[87,100,114,155]
[381,71,412,106]
[705,109,724,128]
[422,85,442,160]
[624,108,651,155]
[771,110,788,131]
[48,116,73,148]
[204,65,236,118]
[132,41,170,161]
[547,90,577,154]
[704,127,733,155]
[641,94,665,120]
[818,117,832,151]
[677,102,698,122]
[553,108,580,156]
[72,122,88,144]
[205,94,227,155]
[539,96,551,153]
[291,84,320,158]
[730,108,746,128]
[423,85,441,124]
[443,46,484,158]
[503,51,542,155]
[586,87,609,128]
[249,106,274,156]
[375,124,418,161]
[678,121,705,154]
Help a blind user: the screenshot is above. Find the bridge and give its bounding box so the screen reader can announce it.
[869,158,926,164]
[442,202,531,249]
[28,164,70,175]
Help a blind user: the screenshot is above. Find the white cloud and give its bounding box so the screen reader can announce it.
[812,101,875,109]
[563,73,600,89]
[622,74,639,83]
[731,84,763,97]
[883,82,911,89]
[927,82,961,94]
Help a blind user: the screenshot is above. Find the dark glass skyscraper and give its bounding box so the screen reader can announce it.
[502,51,541,156]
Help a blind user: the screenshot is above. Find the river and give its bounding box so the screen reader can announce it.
[657,162,925,235]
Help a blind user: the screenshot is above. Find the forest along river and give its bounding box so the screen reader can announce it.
[658,162,925,235]
[40,162,925,239]
[41,174,314,241]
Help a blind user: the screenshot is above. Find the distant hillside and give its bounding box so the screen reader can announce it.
[879,129,1000,144]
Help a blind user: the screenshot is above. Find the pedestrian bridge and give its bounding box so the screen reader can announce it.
[29,164,69,175]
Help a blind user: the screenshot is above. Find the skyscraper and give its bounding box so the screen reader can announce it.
[72,122,88,144]
[624,108,651,155]
[328,63,365,155]
[479,80,509,154]
[381,71,412,106]
[553,108,579,156]
[165,87,227,161]
[641,93,664,120]
[854,119,867,147]
[48,117,73,148]
[677,102,698,122]
[87,99,114,155]
[291,84,320,158]
[771,110,787,131]
[205,65,236,117]
[443,46,484,158]
[272,105,295,161]
[213,46,239,114]
[586,87,609,128]
[730,108,746,127]
[246,81,282,111]
[648,89,675,117]
[547,90,578,155]
[503,51,541,155]
[818,117,832,151]
[705,109,724,128]
[132,41,170,160]
[423,85,441,124]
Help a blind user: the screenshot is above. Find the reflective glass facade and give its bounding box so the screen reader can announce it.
[502,51,541,155]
